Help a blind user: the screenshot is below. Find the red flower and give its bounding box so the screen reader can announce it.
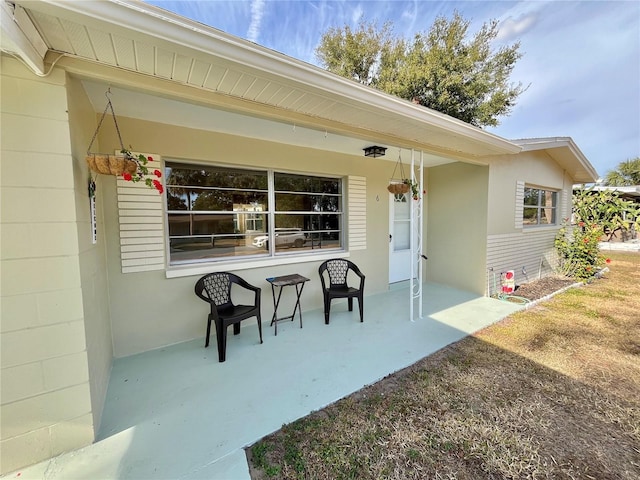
[123,172,132,181]
[154,169,162,178]
[586,266,592,271]
[606,258,611,264]
[152,179,164,194]
[147,156,153,162]
[578,221,585,227]
[582,238,588,243]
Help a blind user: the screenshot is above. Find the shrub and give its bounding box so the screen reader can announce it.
[554,220,607,280]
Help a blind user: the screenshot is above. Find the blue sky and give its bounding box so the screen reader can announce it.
[146,1,640,178]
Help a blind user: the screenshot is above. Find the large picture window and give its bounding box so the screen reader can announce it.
[165,162,343,264]
[523,186,557,226]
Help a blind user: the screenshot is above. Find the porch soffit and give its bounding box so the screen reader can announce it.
[13,0,521,162]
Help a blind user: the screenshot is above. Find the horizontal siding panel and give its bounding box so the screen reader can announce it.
[119,225,163,232]
[118,209,164,216]
[122,264,164,274]
[118,216,163,224]
[121,257,165,267]
[120,244,165,253]
[117,202,162,210]
[121,251,165,260]
[486,230,560,296]
[120,237,164,245]
[117,194,162,204]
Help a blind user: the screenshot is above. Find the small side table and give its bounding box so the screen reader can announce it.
[267,274,310,335]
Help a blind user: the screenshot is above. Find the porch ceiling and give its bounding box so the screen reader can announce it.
[9,0,521,164]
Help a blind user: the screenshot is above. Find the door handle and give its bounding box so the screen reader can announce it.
[389,234,392,243]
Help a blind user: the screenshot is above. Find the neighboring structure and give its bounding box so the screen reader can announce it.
[0,0,598,473]
[591,184,640,203]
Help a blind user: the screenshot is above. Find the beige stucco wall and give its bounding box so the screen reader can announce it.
[425,162,489,294]
[0,58,95,474]
[484,151,574,293]
[94,115,393,357]
[65,75,114,436]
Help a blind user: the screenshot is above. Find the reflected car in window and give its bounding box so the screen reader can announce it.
[252,228,306,248]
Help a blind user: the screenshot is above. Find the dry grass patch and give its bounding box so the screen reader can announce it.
[248,252,640,480]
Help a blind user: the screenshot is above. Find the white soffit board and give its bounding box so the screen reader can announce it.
[81,80,455,167]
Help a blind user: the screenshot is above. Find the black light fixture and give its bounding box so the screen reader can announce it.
[363,145,387,158]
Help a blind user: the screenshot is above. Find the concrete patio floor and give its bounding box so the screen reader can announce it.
[10,282,522,480]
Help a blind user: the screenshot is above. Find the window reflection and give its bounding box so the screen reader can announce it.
[523,187,557,226]
[165,164,344,263]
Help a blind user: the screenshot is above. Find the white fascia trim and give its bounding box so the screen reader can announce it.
[34,0,520,156]
[1,2,47,74]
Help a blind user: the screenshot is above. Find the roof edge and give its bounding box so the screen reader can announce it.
[512,137,599,183]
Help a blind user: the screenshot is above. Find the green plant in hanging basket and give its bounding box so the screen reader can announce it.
[403,178,420,200]
[120,149,164,194]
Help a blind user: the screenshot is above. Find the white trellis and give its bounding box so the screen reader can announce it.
[410,150,424,321]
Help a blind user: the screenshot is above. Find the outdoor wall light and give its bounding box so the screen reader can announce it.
[363,145,387,158]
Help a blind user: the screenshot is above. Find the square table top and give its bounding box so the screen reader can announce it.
[267,274,310,287]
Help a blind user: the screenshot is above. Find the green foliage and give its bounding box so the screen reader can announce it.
[315,12,525,127]
[603,157,640,186]
[556,186,638,279]
[402,178,420,200]
[315,20,401,85]
[555,220,607,280]
[251,442,281,477]
[573,186,639,240]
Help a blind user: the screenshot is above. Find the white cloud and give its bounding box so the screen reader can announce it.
[351,3,364,25]
[247,0,266,42]
[496,12,538,42]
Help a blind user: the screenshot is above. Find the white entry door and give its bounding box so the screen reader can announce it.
[389,191,411,283]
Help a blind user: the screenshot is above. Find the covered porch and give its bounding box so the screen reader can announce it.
[16,283,521,480]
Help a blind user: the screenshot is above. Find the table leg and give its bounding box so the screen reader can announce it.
[291,282,306,329]
[271,284,285,336]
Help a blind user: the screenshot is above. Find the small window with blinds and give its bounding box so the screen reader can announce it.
[164,162,345,265]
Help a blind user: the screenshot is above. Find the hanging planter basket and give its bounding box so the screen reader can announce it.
[86,154,138,176]
[387,183,410,194]
[85,92,138,176]
[83,90,163,194]
[387,151,411,194]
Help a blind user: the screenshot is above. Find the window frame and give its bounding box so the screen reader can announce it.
[522,185,559,227]
[163,160,345,268]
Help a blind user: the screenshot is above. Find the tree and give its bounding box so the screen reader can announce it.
[603,157,640,186]
[315,12,525,127]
